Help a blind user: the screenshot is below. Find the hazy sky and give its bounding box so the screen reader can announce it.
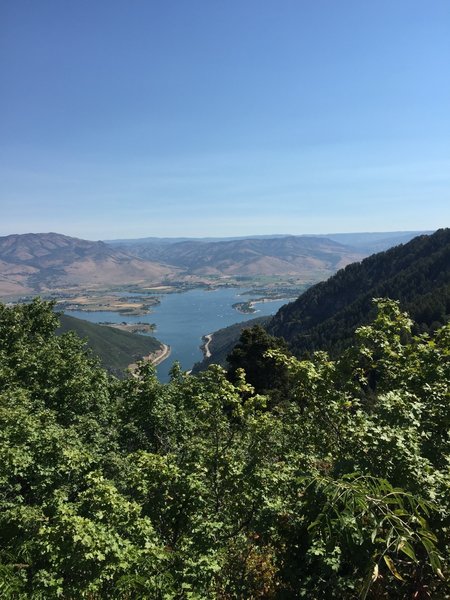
[1,1,449,239]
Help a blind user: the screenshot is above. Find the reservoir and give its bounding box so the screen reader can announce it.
[66,287,289,381]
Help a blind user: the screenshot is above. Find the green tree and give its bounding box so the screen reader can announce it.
[227,325,292,404]
[0,298,448,598]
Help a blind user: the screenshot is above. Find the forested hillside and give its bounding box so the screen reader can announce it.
[268,228,450,357]
[57,314,162,377]
[0,299,448,598]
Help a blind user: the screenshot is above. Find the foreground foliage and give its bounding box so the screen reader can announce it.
[0,299,448,598]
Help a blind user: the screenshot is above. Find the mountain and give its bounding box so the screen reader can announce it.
[0,233,178,295]
[0,231,432,298]
[194,229,449,370]
[317,231,432,254]
[268,228,450,357]
[110,236,365,278]
[57,313,162,377]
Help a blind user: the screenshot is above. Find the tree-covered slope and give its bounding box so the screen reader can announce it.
[57,313,162,376]
[268,228,450,357]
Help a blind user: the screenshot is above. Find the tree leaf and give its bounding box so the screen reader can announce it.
[383,555,404,581]
[398,540,417,562]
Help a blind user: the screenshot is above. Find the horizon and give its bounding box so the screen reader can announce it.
[0,228,433,244]
[1,1,449,238]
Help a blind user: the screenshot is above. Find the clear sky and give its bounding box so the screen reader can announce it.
[1,0,449,240]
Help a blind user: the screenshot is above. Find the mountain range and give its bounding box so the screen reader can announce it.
[0,233,177,296]
[0,230,430,298]
[112,236,364,277]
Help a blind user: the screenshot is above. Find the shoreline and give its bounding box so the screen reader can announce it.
[233,296,294,314]
[148,343,171,366]
[128,343,171,372]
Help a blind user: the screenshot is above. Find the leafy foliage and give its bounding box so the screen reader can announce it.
[0,298,448,598]
[226,324,292,404]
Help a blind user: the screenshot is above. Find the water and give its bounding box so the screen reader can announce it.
[65,287,289,381]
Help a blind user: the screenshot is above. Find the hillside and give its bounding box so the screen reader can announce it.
[57,313,162,376]
[320,231,432,254]
[194,229,449,370]
[0,233,178,296]
[111,235,365,278]
[268,228,450,357]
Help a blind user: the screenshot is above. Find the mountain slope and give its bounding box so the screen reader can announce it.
[268,228,450,356]
[193,229,449,371]
[191,316,270,373]
[319,231,432,254]
[0,233,178,295]
[112,236,365,278]
[57,313,162,376]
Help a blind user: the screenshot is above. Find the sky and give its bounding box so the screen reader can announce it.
[1,0,449,240]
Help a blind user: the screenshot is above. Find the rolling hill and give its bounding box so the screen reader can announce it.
[110,235,365,278]
[0,233,178,296]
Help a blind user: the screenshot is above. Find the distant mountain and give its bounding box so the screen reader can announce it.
[321,231,432,254]
[268,228,450,357]
[0,233,178,296]
[57,313,162,377]
[110,236,365,278]
[0,230,432,298]
[108,231,429,255]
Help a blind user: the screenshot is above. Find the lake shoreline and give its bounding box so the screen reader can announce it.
[128,343,171,372]
[65,287,289,382]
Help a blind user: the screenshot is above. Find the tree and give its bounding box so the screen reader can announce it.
[0,298,448,598]
[227,325,292,404]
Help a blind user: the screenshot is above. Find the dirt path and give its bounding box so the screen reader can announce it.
[202,333,213,358]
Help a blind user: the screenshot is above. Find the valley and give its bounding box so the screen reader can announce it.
[65,286,290,382]
[0,229,436,380]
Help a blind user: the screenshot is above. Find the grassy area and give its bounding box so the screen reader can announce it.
[57,313,162,377]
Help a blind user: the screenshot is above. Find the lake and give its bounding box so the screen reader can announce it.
[66,287,289,381]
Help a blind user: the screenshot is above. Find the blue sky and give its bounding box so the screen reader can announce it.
[1,0,449,239]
